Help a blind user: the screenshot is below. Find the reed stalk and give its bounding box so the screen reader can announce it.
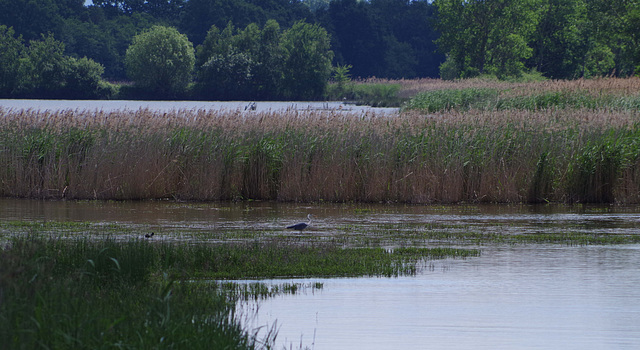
[2,79,640,204]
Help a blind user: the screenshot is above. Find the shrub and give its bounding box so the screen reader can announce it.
[125,25,195,98]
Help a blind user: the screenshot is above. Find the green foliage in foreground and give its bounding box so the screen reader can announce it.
[0,237,258,350]
[0,236,476,348]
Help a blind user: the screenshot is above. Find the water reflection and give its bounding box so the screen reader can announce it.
[0,99,399,115]
[1,198,640,348]
[1,198,639,241]
[241,245,640,350]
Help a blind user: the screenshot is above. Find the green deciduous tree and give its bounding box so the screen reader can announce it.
[528,0,588,79]
[0,26,24,97]
[19,34,70,97]
[280,21,333,99]
[585,0,639,77]
[195,20,331,100]
[0,0,65,41]
[303,0,331,12]
[196,23,256,99]
[435,0,543,79]
[179,0,311,47]
[318,0,385,78]
[1,30,106,99]
[64,56,106,99]
[125,25,195,97]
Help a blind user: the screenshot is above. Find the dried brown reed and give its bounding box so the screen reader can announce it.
[2,104,640,203]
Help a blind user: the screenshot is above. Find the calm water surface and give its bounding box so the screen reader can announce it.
[1,198,639,349]
[241,245,640,349]
[0,99,399,115]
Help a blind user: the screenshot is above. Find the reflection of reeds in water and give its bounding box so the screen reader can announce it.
[1,98,640,203]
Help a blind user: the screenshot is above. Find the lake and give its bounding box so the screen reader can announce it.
[240,244,640,349]
[1,198,639,349]
[0,99,399,115]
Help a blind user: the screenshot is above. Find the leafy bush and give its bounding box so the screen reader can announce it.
[64,57,106,99]
[0,28,108,99]
[194,20,333,100]
[125,25,195,98]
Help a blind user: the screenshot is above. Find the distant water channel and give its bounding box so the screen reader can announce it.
[0,99,399,115]
[1,199,640,349]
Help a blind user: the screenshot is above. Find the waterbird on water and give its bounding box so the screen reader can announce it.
[145,232,154,238]
[287,214,313,231]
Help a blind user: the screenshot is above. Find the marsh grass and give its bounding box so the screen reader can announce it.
[218,281,325,301]
[0,235,475,348]
[325,81,404,107]
[2,78,640,204]
[403,88,499,112]
[403,78,640,112]
[0,236,259,350]
[395,76,640,100]
[154,240,476,278]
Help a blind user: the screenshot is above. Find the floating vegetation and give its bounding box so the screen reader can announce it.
[217,281,325,301]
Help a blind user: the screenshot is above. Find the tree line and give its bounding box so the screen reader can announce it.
[0,0,638,100]
[435,0,640,80]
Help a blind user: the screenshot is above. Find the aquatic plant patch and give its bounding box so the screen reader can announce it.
[0,236,263,349]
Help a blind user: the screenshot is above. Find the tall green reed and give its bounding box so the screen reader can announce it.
[403,82,640,112]
[0,236,259,349]
[403,88,499,112]
[325,82,403,107]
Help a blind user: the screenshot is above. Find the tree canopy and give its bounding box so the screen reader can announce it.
[0,0,638,100]
[194,20,333,100]
[435,0,640,79]
[125,25,195,97]
[0,25,106,99]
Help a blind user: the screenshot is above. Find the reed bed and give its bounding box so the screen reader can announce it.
[394,76,640,99]
[2,103,640,203]
[402,77,640,112]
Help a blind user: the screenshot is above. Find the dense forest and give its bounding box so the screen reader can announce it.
[0,0,638,100]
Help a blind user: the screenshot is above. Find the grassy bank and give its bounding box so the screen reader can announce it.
[0,237,257,350]
[325,80,404,107]
[0,235,475,348]
[403,85,640,112]
[342,76,640,109]
[396,76,640,102]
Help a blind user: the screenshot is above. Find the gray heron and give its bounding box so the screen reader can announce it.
[287,214,313,231]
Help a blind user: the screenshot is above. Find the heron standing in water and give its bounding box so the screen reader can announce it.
[287,214,313,231]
